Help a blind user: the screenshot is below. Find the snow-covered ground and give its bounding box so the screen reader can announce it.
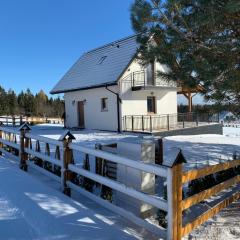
[1,124,239,239]
[163,127,240,170]
[29,124,240,240]
[0,156,156,240]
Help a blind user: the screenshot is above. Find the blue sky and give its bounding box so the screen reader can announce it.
[0,0,134,96]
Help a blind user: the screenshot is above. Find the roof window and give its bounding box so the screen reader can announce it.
[97,56,107,65]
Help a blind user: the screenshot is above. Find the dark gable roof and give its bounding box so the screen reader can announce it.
[51,35,139,94]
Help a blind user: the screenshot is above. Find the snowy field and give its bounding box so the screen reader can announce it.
[29,124,240,170]
[163,127,240,170]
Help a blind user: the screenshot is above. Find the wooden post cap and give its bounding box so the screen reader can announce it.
[59,130,76,141]
[172,149,187,167]
[18,122,31,131]
[164,148,187,168]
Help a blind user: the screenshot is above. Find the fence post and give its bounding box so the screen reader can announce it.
[196,112,198,127]
[20,116,23,126]
[155,138,163,165]
[167,114,170,131]
[142,115,144,131]
[182,114,185,128]
[19,123,31,171]
[167,150,186,240]
[132,116,134,131]
[12,116,15,127]
[150,115,152,132]
[125,116,127,131]
[60,131,76,196]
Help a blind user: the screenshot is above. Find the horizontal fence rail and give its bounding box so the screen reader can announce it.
[68,163,168,211]
[69,143,168,178]
[0,123,239,240]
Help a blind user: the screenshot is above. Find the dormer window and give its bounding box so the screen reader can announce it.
[97,56,107,65]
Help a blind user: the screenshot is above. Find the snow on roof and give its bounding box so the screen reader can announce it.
[51,35,139,94]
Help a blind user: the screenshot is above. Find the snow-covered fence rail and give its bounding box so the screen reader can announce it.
[23,131,67,184]
[0,125,21,161]
[0,123,239,239]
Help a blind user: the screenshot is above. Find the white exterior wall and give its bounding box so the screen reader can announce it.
[64,86,119,131]
[120,90,177,116]
[120,59,178,117]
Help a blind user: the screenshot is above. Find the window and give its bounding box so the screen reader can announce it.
[97,56,107,65]
[101,98,108,111]
[147,96,156,113]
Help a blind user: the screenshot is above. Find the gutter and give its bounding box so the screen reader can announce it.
[105,85,122,133]
[50,82,117,95]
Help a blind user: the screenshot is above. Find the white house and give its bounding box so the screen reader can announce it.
[51,35,178,132]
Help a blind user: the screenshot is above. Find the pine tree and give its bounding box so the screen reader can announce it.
[35,90,48,117]
[0,86,64,118]
[6,89,18,115]
[0,86,8,115]
[130,0,240,109]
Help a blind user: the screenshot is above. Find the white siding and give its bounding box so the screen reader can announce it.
[64,86,119,131]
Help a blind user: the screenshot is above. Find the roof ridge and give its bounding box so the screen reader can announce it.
[85,34,139,54]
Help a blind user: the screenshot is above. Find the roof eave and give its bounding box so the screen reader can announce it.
[50,81,118,95]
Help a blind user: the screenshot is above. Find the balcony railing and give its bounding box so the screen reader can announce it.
[122,70,178,90]
[122,112,219,133]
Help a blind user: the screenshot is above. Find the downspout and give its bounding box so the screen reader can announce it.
[105,85,122,133]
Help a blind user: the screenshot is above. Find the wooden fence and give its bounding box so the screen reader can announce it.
[0,116,63,126]
[0,123,239,239]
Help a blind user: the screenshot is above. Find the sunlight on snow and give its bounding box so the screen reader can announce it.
[0,198,20,220]
[77,217,96,224]
[94,214,115,226]
[25,193,78,217]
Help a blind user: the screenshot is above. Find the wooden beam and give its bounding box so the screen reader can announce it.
[181,92,193,112]
[182,175,240,210]
[167,163,183,240]
[182,191,240,237]
[182,159,240,184]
